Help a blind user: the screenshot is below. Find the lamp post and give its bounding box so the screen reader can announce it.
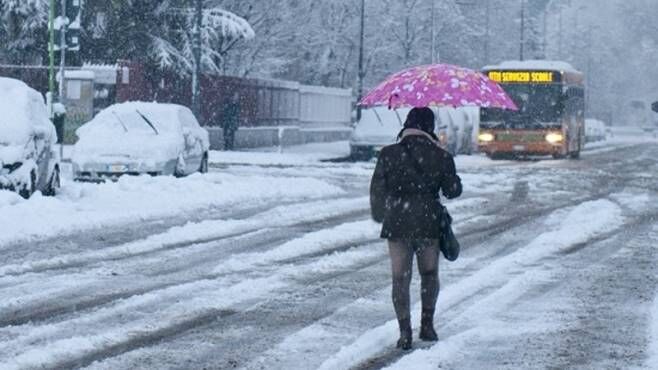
[519,0,525,61]
[48,0,55,117]
[356,0,365,122]
[192,0,202,117]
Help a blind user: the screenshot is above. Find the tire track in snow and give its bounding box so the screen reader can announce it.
[0,213,374,328]
[0,197,371,277]
[0,241,389,370]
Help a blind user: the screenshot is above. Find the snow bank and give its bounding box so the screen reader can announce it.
[209,141,351,166]
[319,199,624,370]
[0,172,344,246]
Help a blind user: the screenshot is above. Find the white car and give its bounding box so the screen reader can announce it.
[72,102,210,182]
[585,119,607,143]
[349,106,478,160]
[349,107,409,159]
[0,78,60,198]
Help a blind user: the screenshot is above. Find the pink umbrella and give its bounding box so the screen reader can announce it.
[359,64,517,110]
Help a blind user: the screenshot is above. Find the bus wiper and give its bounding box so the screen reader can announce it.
[135,110,160,135]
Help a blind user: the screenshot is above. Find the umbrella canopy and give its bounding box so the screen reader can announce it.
[359,64,518,110]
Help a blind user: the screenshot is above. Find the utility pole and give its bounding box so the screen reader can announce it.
[192,0,202,117]
[58,0,67,105]
[48,0,55,118]
[558,4,563,59]
[484,0,491,64]
[519,0,525,61]
[542,8,547,57]
[431,0,436,63]
[356,0,365,121]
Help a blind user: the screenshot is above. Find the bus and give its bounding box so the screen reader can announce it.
[478,61,585,159]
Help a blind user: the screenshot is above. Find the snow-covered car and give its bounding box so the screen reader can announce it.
[0,77,60,198]
[585,119,607,143]
[349,107,409,159]
[72,102,210,182]
[436,106,479,156]
[349,106,477,160]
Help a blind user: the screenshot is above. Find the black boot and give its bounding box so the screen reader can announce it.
[396,318,412,350]
[419,309,438,341]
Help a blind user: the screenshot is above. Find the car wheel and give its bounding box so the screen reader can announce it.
[19,170,37,199]
[199,153,209,174]
[44,166,61,196]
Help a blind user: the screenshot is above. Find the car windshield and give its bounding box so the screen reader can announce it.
[481,84,563,129]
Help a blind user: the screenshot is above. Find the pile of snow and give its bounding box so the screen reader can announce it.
[210,141,351,166]
[0,77,53,145]
[0,171,344,246]
[73,102,209,165]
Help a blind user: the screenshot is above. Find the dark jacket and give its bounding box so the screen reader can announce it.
[370,134,462,239]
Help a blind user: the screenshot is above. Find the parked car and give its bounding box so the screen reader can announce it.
[72,102,210,182]
[436,106,479,155]
[349,106,477,160]
[0,77,60,198]
[349,107,409,159]
[585,119,607,143]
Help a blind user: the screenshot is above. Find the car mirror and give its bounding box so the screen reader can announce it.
[652,101,658,113]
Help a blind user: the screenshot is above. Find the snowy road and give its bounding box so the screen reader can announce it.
[0,139,657,369]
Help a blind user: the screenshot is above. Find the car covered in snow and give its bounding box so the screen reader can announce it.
[72,102,210,182]
[349,106,477,160]
[0,77,60,198]
[349,107,409,159]
[584,119,607,143]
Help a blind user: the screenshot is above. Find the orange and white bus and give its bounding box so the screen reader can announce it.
[479,61,585,159]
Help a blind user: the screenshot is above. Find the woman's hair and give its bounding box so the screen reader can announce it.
[404,107,435,133]
[397,107,436,140]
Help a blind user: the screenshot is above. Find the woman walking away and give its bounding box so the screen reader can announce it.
[370,107,462,350]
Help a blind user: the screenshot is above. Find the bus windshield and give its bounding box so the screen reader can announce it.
[481,84,563,129]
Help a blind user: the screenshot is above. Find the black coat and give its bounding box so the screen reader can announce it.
[370,134,462,239]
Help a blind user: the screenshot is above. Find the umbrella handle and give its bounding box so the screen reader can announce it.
[388,93,399,110]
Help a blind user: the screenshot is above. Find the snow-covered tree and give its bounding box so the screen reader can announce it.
[0,0,49,64]
[81,0,254,75]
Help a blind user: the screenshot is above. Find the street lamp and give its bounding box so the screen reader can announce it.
[192,0,202,117]
[356,0,365,122]
[520,0,525,61]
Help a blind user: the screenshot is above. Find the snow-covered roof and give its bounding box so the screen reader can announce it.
[483,60,580,74]
[82,63,119,84]
[56,70,95,81]
[0,77,52,145]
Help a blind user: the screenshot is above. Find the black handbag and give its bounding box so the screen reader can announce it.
[402,142,460,261]
[438,204,460,261]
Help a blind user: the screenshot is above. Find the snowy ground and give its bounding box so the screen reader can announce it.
[0,132,657,369]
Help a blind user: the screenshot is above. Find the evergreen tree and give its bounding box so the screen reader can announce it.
[0,0,49,64]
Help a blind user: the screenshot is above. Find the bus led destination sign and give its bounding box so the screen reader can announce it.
[487,71,555,83]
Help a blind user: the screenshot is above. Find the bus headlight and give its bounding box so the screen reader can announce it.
[478,132,495,142]
[545,132,564,144]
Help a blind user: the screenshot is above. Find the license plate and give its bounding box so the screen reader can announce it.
[108,164,127,172]
[513,145,526,151]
